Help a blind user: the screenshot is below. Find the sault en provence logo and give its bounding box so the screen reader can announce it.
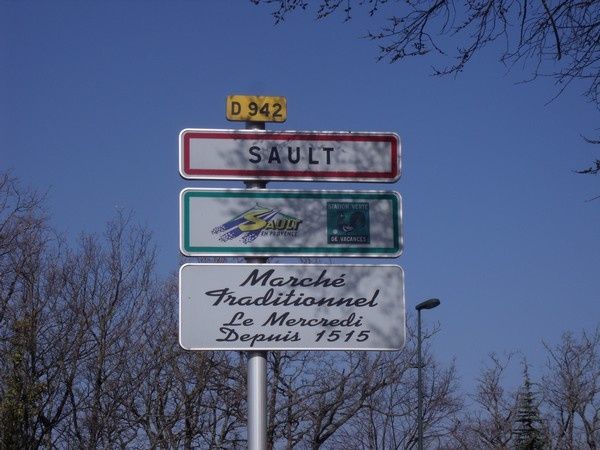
[212,204,303,244]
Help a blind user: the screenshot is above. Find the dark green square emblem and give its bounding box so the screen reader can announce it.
[326,202,370,245]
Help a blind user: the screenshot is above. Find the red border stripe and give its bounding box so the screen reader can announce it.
[182,130,399,179]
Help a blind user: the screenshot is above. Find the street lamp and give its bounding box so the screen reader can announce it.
[415,298,441,450]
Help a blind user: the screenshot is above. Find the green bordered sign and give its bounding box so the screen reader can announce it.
[180,188,402,257]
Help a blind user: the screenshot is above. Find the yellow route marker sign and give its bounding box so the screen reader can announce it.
[226,95,287,123]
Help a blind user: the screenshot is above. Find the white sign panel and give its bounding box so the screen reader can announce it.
[179,264,405,351]
[180,188,402,257]
[179,129,401,182]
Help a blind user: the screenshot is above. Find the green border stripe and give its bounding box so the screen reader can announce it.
[183,190,401,254]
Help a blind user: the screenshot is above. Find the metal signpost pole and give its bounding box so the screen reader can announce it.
[245,120,267,450]
[415,298,440,450]
[178,94,406,450]
[247,347,267,450]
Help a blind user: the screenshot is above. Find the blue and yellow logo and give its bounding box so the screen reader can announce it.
[212,205,302,244]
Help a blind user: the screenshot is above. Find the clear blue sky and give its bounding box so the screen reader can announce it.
[2,0,599,391]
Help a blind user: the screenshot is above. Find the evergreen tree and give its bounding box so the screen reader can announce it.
[514,363,547,450]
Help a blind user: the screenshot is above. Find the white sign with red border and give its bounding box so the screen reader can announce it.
[179,129,401,182]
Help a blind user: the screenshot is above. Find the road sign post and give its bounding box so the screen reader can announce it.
[178,96,405,450]
[243,120,268,450]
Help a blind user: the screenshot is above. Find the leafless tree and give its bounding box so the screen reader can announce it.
[265,351,313,449]
[0,173,77,449]
[447,330,600,450]
[110,269,247,449]
[48,212,158,449]
[542,327,600,449]
[252,0,600,107]
[0,173,47,327]
[0,172,475,449]
[260,320,462,450]
[0,175,248,448]
[327,320,462,449]
[252,0,600,172]
[452,352,519,449]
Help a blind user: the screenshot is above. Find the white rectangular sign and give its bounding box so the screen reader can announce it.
[179,264,405,351]
[180,188,403,257]
[179,129,401,182]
